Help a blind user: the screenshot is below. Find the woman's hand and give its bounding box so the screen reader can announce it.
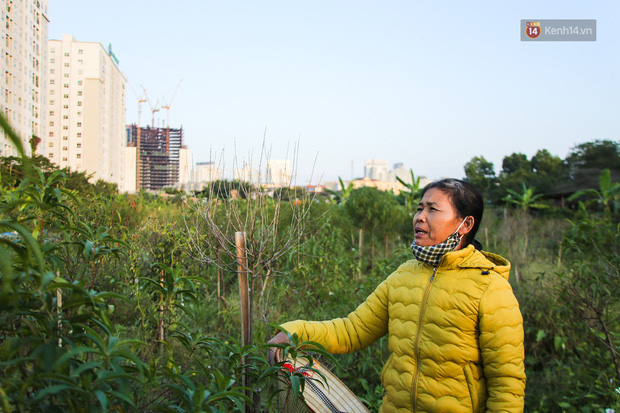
[267,331,290,365]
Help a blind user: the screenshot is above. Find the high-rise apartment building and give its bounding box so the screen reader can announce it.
[234,163,261,186]
[391,162,412,184]
[126,124,183,191]
[364,159,389,181]
[266,159,291,187]
[1,0,49,156]
[193,162,222,183]
[46,35,129,190]
[178,147,191,186]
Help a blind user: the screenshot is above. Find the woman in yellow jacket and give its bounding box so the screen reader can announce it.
[269,178,526,412]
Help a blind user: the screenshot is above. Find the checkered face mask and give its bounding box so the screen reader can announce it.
[410,219,466,267]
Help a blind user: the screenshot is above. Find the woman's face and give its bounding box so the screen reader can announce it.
[413,188,463,247]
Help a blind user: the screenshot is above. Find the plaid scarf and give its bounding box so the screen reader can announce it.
[410,232,461,267]
[410,219,466,268]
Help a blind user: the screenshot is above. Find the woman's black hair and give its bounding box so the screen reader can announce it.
[420,178,484,248]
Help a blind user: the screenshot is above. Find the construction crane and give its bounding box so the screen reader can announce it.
[161,79,183,129]
[161,80,183,160]
[128,82,147,128]
[141,85,160,128]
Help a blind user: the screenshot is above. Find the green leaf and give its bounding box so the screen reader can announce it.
[33,384,78,401]
[94,390,108,411]
[83,240,95,258]
[289,374,301,400]
[107,389,136,407]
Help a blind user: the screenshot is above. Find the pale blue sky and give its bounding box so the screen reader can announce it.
[49,1,619,184]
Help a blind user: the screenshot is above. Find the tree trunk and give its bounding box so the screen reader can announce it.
[370,229,374,264]
[385,233,389,257]
[514,264,522,286]
[484,227,489,250]
[358,227,364,279]
[523,227,529,259]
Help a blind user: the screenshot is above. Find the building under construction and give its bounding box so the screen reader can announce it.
[126,125,183,191]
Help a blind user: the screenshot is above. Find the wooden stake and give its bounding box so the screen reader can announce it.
[235,231,252,413]
[56,287,62,347]
[235,232,250,347]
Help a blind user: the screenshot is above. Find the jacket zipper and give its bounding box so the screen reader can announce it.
[411,266,438,413]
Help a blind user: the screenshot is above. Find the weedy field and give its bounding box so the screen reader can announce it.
[1,115,618,412]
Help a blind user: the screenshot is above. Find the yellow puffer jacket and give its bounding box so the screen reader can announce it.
[281,245,526,412]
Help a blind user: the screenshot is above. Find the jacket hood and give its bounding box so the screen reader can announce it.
[442,245,511,281]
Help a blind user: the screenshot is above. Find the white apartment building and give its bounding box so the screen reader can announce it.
[266,159,291,187]
[46,35,129,191]
[364,159,389,181]
[1,0,49,156]
[390,162,412,184]
[178,147,191,186]
[234,163,261,186]
[193,161,222,184]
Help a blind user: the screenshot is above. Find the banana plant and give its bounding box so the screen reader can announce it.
[502,183,549,213]
[568,168,620,215]
[396,169,423,213]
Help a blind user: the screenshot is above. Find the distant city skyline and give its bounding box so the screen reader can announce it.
[46,1,620,185]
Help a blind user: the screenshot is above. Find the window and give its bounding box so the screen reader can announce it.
[76,153,81,158]
[62,125,68,130]
[62,146,67,151]
[78,49,83,54]
[62,157,67,161]
[77,80,82,85]
[76,143,81,148]
[50,58,55,63]
[63,73,69,78]
[49,110,54,116]
[77,122,81,127]
[77,132,82,137]
[64,52,69,57]
[64,62,69,67]
[63,94,68,99]
[49,100,54,105]
[49,79,54,84]
[49,153,53,158]
[62,136,68,140]
[49,121,53,126]
[48,131,53,136]
[50,68,55,74]
[49,89,55,95]
[62,115,68,119]
[78,59,82,64]
[63,83,68,88]
[77,101,82,106]
[63,104,68,109]
[49,142,53,147]
[77,90,82,96]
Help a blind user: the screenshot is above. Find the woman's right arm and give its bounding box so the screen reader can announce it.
[278,278,391,354]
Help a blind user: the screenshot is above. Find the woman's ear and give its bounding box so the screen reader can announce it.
[459,216,475,237]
